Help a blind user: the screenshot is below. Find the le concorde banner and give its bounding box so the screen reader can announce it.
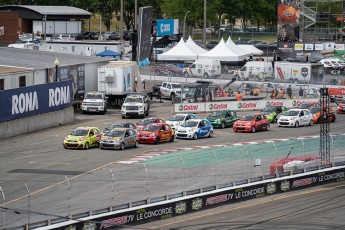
[0,79,73,123]
[54,167,345,229]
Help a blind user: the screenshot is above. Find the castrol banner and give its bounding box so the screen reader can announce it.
[173,99,319,113]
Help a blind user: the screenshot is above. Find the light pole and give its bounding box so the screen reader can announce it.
[183,11,190,40]
[54,58,59,82]
[203,0,207,48]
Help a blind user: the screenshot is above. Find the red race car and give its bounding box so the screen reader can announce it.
[233,113,270,133]
[138,123,175,144]
[135,117,166,131]
[336,99,345,114]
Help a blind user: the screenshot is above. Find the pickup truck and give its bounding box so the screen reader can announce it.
[81,91,107,114]
[159,82,182,100]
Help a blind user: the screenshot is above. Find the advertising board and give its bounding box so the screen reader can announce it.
[137,6,153,62]
[0,80,73,123]
[156,19,179,36]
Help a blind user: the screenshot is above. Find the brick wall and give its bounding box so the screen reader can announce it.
[0,11,20,46]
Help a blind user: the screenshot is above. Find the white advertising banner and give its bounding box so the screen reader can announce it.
[173,99,319,113]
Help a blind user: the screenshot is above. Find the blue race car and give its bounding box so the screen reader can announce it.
[175,119,214,140]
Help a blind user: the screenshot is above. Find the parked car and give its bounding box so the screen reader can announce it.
[111,31,121,40]
[154,64,182,76]
[63,127,101,150]
[233,113,270,133]
[310,106,336,124]
[103,31,114,40]
[175,119,213,140]
[277,109,314,128]
[100,128,137,150]
[260,106,288,123]
[137,123,175,144]
[207,110,239,129]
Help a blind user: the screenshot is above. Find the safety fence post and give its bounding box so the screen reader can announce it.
[179,155,186,196]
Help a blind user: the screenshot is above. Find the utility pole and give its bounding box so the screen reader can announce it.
[319,87,331,165]
[202,0,207,48]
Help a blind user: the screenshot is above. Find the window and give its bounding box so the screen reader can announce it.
[19,76,26,87]
[0,79,4,90]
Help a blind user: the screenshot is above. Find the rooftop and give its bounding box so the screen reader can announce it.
[0,5,92,16]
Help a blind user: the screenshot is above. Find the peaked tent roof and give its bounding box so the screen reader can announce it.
[238,45,264,55]
[185,36,207,55]
[157,38,198,61]
[199,38,245,61]
[96,50,120,57]
[225,36,251,57]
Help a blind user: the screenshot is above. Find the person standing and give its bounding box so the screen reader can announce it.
[236,91,243,101]
[299,87,304,99]
[287,85,292,99]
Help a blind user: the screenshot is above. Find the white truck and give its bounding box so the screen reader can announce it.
[233,61,273,81]
[274,62,324,84]
[121,93,150,118]
[186,59,222,78]
[81,91,107,114]
[159,82,182,100]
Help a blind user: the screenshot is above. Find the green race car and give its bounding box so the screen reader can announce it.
[260,106,287,123]
[207,110,239,129]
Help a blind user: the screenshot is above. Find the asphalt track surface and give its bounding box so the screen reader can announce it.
[0,99,345,228]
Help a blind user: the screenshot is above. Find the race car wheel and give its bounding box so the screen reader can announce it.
[295,121,299,128]
[155,137,160,144]
[208,131,213,138]
[170,135,175,142]
[251,126,256,133]
[120,142,125,150]
[221,122,225,129]
[309,120,313,126]
[266,124,270,131]
[84,142,89,150]
[193,133,198,140]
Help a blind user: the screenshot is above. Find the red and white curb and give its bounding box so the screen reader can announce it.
[117,134,339,164]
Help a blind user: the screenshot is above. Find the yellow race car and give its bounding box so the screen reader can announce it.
[63,127,101,149]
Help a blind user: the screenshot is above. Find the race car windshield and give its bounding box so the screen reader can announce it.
[85,94,102,99]
[182,121,198,127]
[182,87,196,94]
[262,107,276,112]
[310,107,320,114]
[107,123,126,129]
[138,118,155,125]
[285,110,299,116]
[144,125,160,131]
[169,115,185,121]
[108,130,125,137]
[71,129,89,136]
[241,115,255,121]
[171,83,181,89]
[125,97,143,103]
[210,111,223,117]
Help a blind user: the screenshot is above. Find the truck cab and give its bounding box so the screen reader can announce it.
[121,94,149,118]
[81,91,107,114]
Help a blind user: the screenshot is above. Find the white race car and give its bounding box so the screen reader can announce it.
[166,113,198,130]
[277,109,314,128]
[175,119,213,140]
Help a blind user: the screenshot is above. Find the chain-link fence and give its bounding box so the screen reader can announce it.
[1,134,345,229]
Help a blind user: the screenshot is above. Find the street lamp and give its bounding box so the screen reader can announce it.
[54,58,59,82]
[183,11,190,40]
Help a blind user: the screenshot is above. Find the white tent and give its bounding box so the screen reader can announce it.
[185,36,207,55]
[157,38,198,61]
[225,36,251,57]
[238,44,264,56]
[199,38,246,61]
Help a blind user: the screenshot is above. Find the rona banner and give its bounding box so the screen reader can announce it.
[0,80,73,123]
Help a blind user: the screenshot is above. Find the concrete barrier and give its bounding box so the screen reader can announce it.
[0,107,74,139]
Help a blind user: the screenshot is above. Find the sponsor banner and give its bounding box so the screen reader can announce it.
[137,6,153,62]
[304,44,314,51]
[324,42,335,50]
[53,167,345,229]
[335,44,345,50]
[314,43,324,50]
[294,44,303,50]
[156,19,179,36]
[0,80,73,123]
[174,99,319,113]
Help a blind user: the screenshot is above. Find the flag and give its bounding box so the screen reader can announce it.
[0,26,4,36]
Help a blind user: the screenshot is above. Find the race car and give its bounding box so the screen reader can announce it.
[206,110,238,128]
[135,117,166,131]
[137,123,174,144]
[277,109,314,128]
[233,113,270,133]
[175,119,213,140]
[100,128,137,150]
[102,122,136,135]
[310,106,336,124]
[63,127,101,149]
[336,99,345,114]
[166,113,198,130]
[260,105,287,123]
